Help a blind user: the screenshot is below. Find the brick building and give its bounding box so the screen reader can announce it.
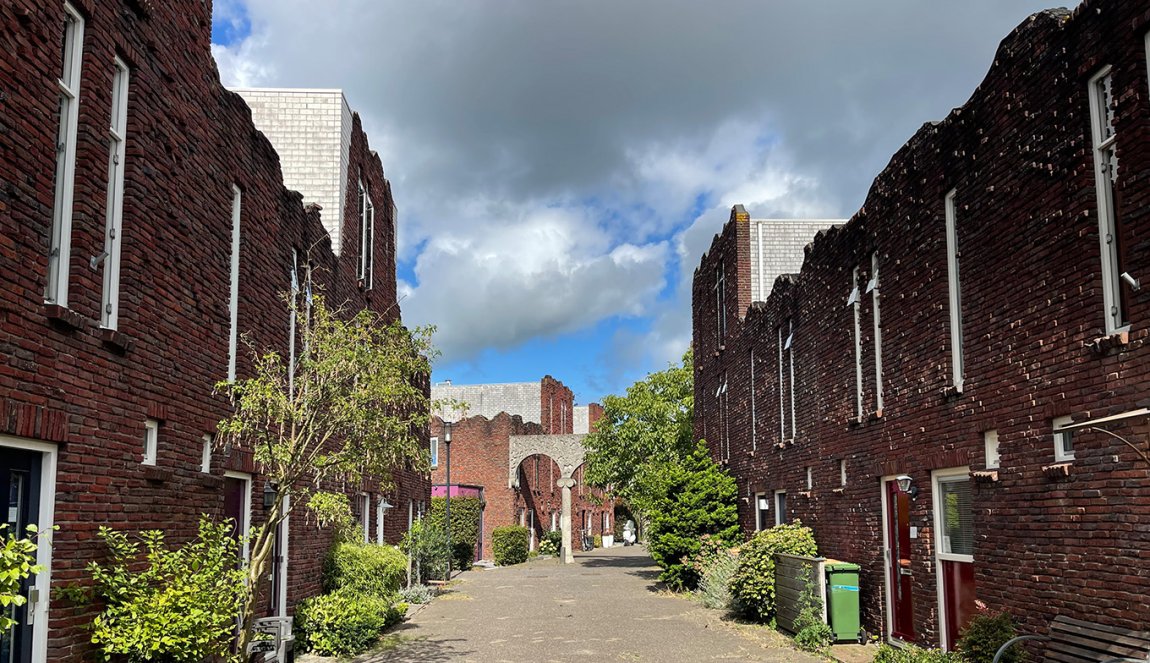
[430,378,610,557]
[0,1,427,661]
[693,0,1150,651]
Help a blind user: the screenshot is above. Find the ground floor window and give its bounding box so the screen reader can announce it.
[774,490,787,526]
[755,492,769,530]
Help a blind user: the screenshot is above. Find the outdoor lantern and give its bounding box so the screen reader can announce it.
[895,474,919,500]
[379,498,394,513]
[263,480,277,509]
[443,420,452,444]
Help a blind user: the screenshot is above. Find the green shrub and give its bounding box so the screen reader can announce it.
[647,441,740,591]
[792,567,832,653]
[0,524,44,633]
[401,520,451,583]
[324,541,407,598]
[294,591,405,657]
[88,517,248,663]
[492,525,529,566]
[545,530,563,550]
[695,545,739,611]
[399,584,435,604]
[593,534,602,548]
[729,521,817,622]
[873,643,965,663]
[958,611,1024,663]
[428,496,482,571]
[539,539,558,556]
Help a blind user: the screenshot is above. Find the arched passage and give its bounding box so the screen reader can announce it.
[508,434,586,563]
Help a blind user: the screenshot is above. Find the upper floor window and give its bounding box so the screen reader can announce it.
[358,181,374,290]
[945,189,964,390]
[869,253,884,413]
[430,436,439,468]
[715,260,727,341]
[1053,416,1075,463]
[779,319,795,442]
[227,186,242,382]
[849,266,863,418]
[99,57,130,329]
[1088,68,1130,333]
[47,3,85,307]
[142,419,159,465]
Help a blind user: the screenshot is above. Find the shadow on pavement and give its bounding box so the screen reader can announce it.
[355,624,473,662]
[578,551,667,592]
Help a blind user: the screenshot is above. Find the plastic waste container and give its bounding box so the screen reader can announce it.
[824,560,862,643]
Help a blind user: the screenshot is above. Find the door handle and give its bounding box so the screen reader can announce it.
[26,588,39,624]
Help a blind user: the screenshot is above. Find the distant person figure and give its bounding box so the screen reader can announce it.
[623,519,636,546]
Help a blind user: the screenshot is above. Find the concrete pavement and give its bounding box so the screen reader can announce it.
[354,544,826,663]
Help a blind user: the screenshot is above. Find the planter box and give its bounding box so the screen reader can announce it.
[601,535,614,548]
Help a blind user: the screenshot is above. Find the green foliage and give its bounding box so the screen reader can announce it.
[427,496,482,571]
[324,541,407,598]
[593,534,602,548]
[582,351,695,517]
[87,517,248,663]
[873,643,966,663]
[647,440,740,591]
[690,536,739,611]
[729,522,818,622]
[398,584,435,604]
[306,491,358,542]
[539,539,558,556]
[793,566,833,653]
[401,520,451,584]
[958,611,1024,663]
[492,526,529,566]
[294,591,405,657]
[0,524,44,633]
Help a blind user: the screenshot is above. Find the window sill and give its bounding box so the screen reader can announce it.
[970,470,999,483]
[940,384,963,400]
[199,472,224,488]
[141,465,168,483]
[100,327,134,353]
[831,487,845,494]
[44,303,85,330]
[1086,330,1129,357]
[848,415,864,428]
[869,408,884,421]
[1042,462,1073,479]
[797,491,812,499]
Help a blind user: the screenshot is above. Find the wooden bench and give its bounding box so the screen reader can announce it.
[993,615,1150,663]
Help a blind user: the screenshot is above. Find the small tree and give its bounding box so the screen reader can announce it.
[216,285,434,654]
[647,440,740,591]
[0,525,43,633]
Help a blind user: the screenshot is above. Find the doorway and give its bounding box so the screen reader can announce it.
[882,477,915,642]
[933,467,976,650]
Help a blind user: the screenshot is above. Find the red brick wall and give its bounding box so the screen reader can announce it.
[694,1,1150,648]
[0,1,426,658]
[540,375,575,434]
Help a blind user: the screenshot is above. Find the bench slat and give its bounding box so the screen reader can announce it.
[1042,615,1150,663]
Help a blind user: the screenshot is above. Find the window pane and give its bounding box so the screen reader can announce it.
[939,478,973,556]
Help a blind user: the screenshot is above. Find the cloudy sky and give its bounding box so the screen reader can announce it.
[211,0,1074,405]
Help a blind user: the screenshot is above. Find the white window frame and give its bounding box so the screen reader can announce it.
[360,493,371,543]
[430,436,439,468]
[375,497,386,544]
[715,260,727,340]
[224,471,252,561]
[851,266,863,418]
[142,419,158,466]
[774,490,787,526]
[1088,66,1127,334]
[275,494,290,619]
[47,3,85,307]
[787,320,796,440]
[99,57,129,329]
[358,181,374,290]
[806,466,813,490]
[288,249,299,398]
[750,349,757,452]
[1053,415,1075,462]
[840,459,848,487]
[984,430,1000,470]
[201,434,212,473]
[227,186,242,382]
[945,189,964,392]
[870,253,883,413]
[551,511,558,532]
[755,492,770,531]
[931,466,974,651]
[778,326,785,442]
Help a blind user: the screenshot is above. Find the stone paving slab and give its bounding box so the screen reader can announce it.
[346,545,826,663]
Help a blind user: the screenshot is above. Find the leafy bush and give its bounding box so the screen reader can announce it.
[545,530,563,549]
[593,534,602,548]
[401,520,451,583]
[492,525,529,566]
[428,496,482,571]
[694,546,739,611]
[873,643,965,663]
[399,584,435,604]
[647,441,740,591]
[792,567,832,653]
[324,541,407,598]
[306,491,359,542]
[539,539,558,556]
[729,521,817,622]
[88,517,248,663]
[294,591,405,657]
[0,524,44,632]
[958,610,1024,663]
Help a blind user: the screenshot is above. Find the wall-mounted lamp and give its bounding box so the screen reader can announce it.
[263,480,278,509]
[895,474,919,500]
[379,498,394,513]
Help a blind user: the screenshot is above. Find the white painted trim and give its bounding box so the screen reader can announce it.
[360,493,370,543]
[1087,66,1128,335]
[871,253,884,412]
[945,189,964,392]
[749,349,756,452]
[201,434,212,473]
[276,494,290,619]
[932,466,973,651]
[0,435,58,663]
[1053,415,1075,463]
[47,3,84,308]
[852,266,863,418]
[983,430,999,470]
[227,186,242,382]
[754,492,769,531]
[224,471,252,561]
[100,57,129,330]
[879,475,898,645]
[773,489,787,526]
[142,419,158,465]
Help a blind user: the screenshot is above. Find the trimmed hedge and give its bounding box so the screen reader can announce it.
[728,521,817,622]
[428,496,482,571]
[324,541,407,598]
[294,591,405,657]
[492,525,529,566]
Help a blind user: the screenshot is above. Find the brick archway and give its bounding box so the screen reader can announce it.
[508,434,586,563]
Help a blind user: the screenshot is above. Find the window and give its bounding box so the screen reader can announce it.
[358,181,374,290]
[749,349,757,452]
[870,253,883,412]
[715,260,727,340]
[755,493,770,531]
[935,474,973,558]
[774,490,787,526]
[359,493,371,543]
[376,498,389,544]
[227,185,242,381]
[201,434,212,473]
[223,472,252,560]
[945,189,964,390]
[779,319,795,441]
[717,373,729,460]
[1053,416,1075,462]
[806,466,813,490]
[288,249,300,397]
[850,266,863,418]
[551,511,558,532]
[142,419,158,465]
[47,3,85,307]
[430,436,439,468]
[1088,67,1129,333]
[984,430,1000,470]
[99,57,130,329]
[602,511,609,534]
[840,459,848,487]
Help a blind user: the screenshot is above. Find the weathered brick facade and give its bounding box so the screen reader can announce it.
[0,1,427,660]
[694,0,1150,650]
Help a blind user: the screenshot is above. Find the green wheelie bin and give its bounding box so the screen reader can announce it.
[824,560,862,643]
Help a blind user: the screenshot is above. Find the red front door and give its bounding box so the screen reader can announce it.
[886,480,915,641]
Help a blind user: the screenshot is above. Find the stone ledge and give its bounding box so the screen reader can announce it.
[44,303,85,330]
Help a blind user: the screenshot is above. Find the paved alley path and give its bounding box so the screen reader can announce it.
[356,544,824,663]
